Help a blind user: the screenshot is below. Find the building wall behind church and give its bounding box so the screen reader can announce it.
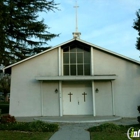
[93,48,140,117]
[10,48,59,117]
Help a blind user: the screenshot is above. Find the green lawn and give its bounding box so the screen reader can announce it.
[0,131,53,140]
[89,123,140,140]
[90,131,140,140]
[90,131,128,140]
[0,103,57,140]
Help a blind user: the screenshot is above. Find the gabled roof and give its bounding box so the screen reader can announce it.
[4,38,74,73]
[79,39,140,64]
[4,38,140,73]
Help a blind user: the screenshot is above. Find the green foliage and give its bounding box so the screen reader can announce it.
[0,103,9,114]
[0,75,10,100]
[138,106,140,113]
[88,123,124,133]
[137,106,140,123]
[27,121,59,132]
[0,0,59,66]
[0,121,59,132]
[137,116,140,123]
[133,9,140,51]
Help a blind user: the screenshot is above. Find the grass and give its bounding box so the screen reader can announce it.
[90,131,128,140]
[0,131,53,140]
[0,121,58,140]
[0,121,59,132]
[88,123,140,140]
[0,103,57,140]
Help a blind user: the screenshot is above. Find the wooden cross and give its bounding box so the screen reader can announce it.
[68,92,73,102]
[82,92,87,102]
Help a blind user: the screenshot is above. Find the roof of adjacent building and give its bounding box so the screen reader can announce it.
[4,38,140,72]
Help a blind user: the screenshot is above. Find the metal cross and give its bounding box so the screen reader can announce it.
[74,0,79,32]
[82,92,87,102]
[68,92,73,102]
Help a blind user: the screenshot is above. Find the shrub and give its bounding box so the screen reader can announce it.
[27,121,59,132]
[137,106,140,113]
[137,116,140,123]
[1,114,16,124]
[0,103,9,114]
[88,123,121,133]
[137,106,140,124]
[0,121,59,132]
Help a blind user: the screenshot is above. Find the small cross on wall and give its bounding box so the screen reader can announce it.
[68,92,73,102]
[82,92,87,102]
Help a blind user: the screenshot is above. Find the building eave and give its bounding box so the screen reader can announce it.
[3,38,140,72]
[76,38,140,65]
[36,75,117,81]
[3,38,76,71]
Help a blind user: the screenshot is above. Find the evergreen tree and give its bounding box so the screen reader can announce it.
[133,9,140,51]
[0,74,10,102]
[0,0,58,66]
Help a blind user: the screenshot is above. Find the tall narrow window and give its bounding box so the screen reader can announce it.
[63,45,90,75]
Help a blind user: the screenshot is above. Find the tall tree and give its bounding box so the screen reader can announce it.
[0,0,58,66]
[133,9,140,51]
[0,74,10,102]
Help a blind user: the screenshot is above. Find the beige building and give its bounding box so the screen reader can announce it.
[4,38,140,118]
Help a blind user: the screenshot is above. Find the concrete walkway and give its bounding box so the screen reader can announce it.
[49,123,90,140]
[48,117,138,140]
[34,115,121,123]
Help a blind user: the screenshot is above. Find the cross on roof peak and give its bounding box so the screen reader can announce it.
[73,0,81,39]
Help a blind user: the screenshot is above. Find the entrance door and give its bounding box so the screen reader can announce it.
[63,81,92,115]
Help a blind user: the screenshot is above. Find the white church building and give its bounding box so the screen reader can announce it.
[4,32,140,118]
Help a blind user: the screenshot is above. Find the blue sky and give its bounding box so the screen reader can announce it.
[42,0,140,61]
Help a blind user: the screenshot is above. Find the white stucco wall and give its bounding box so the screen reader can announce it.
[93,48,140,117]
[42,81,59,116]
[94,81,112,116]
[10,48,59,117]
[9,42,140,118]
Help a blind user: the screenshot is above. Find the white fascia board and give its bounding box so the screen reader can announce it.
[4,38,140,71]
[77,38,140,65]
